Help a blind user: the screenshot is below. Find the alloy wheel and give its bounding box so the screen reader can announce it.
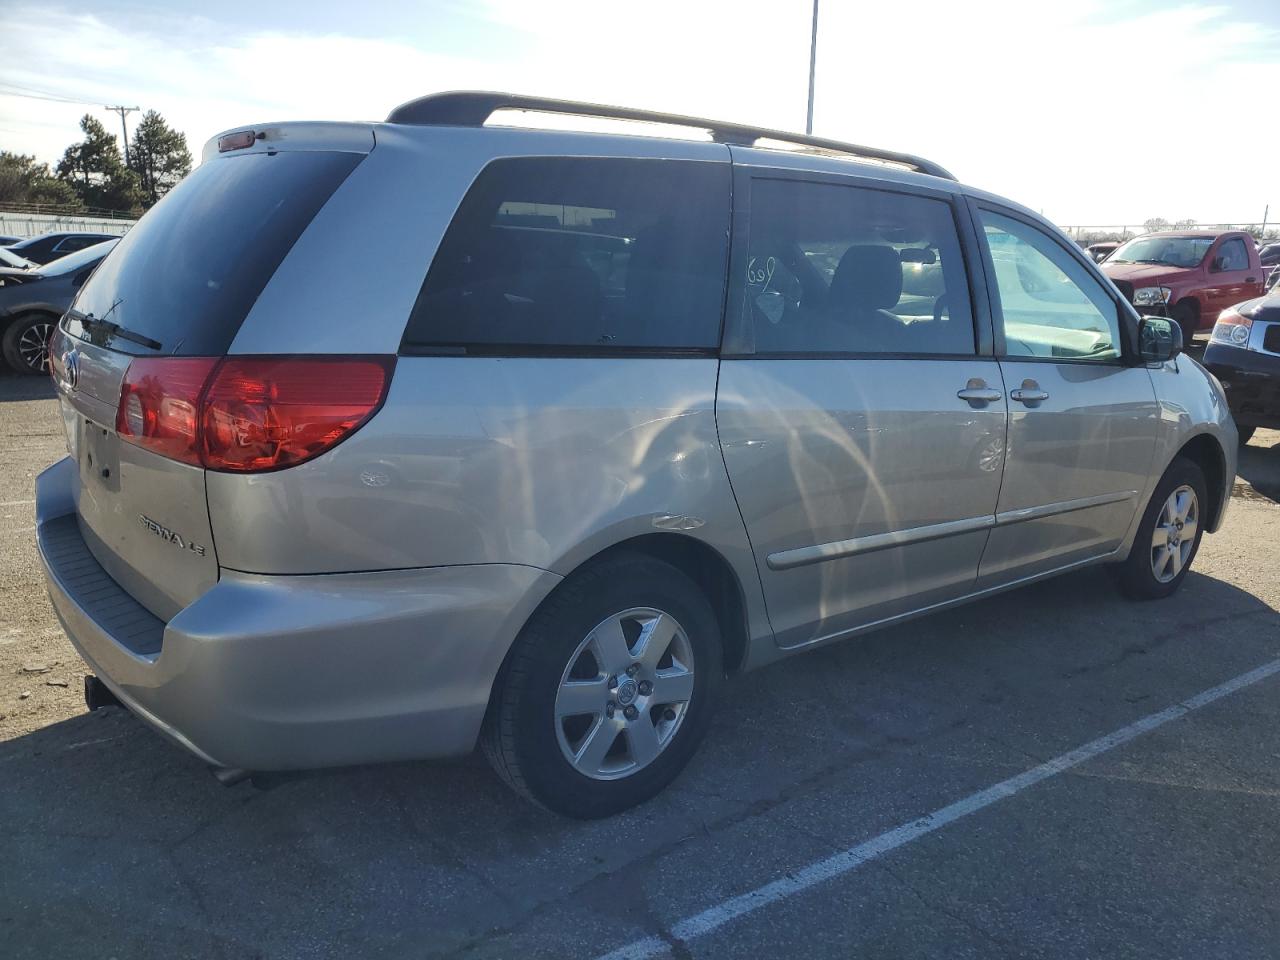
[554,606,695,780]
[17,320,54,373]
[1150,484,1198,583]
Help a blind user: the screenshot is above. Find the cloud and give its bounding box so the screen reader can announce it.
[1,0,1276,223]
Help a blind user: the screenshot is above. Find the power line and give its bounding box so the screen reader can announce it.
[0,82,97,106]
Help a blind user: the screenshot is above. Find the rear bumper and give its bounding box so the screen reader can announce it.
[36,457,561,771]
[1203,341,1280,429]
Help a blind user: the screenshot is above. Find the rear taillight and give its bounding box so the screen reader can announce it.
[115,356,393,472]
[116,358,219,466]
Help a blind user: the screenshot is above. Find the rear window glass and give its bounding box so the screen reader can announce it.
[402,157,730,354]
[67,151,361,356]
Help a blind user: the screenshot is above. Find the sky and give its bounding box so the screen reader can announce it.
[1,0,1277,226]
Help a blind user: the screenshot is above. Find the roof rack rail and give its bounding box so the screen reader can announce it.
[385,91,956,181]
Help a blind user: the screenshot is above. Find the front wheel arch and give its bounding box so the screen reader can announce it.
[1174,433,1227,531]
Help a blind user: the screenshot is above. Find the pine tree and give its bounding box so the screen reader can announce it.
[55,114,144,214]
[128,110,192,206]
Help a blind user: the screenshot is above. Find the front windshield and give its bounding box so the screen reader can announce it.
[1108,235,1213,268]
[0,246,35,269]
[39,239,118,276]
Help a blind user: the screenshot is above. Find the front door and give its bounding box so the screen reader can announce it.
[1202,235,1259,318]
[972,205,1160,582]
[717,172,1007,648]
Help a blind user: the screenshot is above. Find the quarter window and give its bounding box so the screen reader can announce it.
[725,178,974,356]
[403,157,730,353]
[979,210,1122,362]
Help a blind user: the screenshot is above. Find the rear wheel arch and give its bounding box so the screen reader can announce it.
[499,533,750,687]
[1173,433,1227,529]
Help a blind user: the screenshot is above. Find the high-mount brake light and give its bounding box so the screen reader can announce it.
[114,356,394,472]
[217,130,259,152]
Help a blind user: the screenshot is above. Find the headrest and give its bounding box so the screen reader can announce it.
[829,244,902,312]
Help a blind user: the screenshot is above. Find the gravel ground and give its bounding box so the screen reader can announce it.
[2,365,1279,960]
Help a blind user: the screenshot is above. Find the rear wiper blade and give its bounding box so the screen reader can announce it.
[78,312,163,351]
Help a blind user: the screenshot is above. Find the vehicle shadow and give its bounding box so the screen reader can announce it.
[1236,429,1280,504]
[0,368,55,401]
[2,565,1277,960]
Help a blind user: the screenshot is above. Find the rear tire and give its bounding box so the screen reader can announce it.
[1237,426,1256,447]
[1114,457,1207,601]
[2,313,57,375]
[483,552,722,819]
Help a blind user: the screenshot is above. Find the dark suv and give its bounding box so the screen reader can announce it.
[6,231,120,265]
[1204,287,1280,445]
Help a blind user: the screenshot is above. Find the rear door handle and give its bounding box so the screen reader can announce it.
[1010,379,1049,406]
[956,378,1002,406]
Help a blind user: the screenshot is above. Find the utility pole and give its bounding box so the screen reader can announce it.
[105,105,140,166]
[806,0,819,135]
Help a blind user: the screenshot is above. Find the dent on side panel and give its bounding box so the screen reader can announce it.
[205,357,773,647]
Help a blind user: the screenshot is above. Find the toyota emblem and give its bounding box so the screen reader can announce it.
[63,348,81,391]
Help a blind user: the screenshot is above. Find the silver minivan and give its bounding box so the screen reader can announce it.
[36,93,1236,818]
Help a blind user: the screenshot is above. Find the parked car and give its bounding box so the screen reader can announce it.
[1203,289,1280,446]
[1259,242,1280,287]
[6,231,118,265]
[0,246,38,270]
[1102,230,1266,343]
[0,235,22,246]
[0,239,117,374]
[36,93,1235,818]
[1086,241,1121,263]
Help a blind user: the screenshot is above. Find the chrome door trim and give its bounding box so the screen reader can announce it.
[767,489,1138,572]
[766,515,996,571]
[994,489,1138,526]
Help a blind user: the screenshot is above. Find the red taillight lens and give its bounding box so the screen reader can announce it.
[114,356,393,473]
[202,357,393,472]
[116,358,219,466]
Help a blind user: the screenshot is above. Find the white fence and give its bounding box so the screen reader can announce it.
[0,211,136,240]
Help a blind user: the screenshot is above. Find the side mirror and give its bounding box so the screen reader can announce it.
[1139,315,1182,363]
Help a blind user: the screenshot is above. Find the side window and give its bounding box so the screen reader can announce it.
[979,210,1122,362]
[727,178,974,356]
[56,237,92,253]
[1214,238,1248,272]
[402,157,730,353]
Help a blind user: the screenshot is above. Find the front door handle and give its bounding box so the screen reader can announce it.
[1247,276,1257,283]
[1010,379,1049,406]
[957,378,1002,406]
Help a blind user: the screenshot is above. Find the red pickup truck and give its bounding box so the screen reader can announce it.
[1102,230,1266,342]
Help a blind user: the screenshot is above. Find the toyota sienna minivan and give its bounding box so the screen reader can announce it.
[37,92,1236,818]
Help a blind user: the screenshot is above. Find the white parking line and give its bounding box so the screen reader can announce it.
[0,499,35,507]
[596,656,1280,960]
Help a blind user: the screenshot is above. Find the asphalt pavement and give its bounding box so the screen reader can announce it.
[1,369,1279,960]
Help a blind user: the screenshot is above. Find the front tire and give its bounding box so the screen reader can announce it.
[2,313,57,375]
[1170,301,1199,347]
[483,552,722,819]
[1115,457,1207,600]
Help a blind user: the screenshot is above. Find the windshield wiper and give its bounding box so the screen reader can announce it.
[77,310,163,351]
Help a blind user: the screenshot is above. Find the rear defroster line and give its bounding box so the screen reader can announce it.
[595,654,1280,960]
